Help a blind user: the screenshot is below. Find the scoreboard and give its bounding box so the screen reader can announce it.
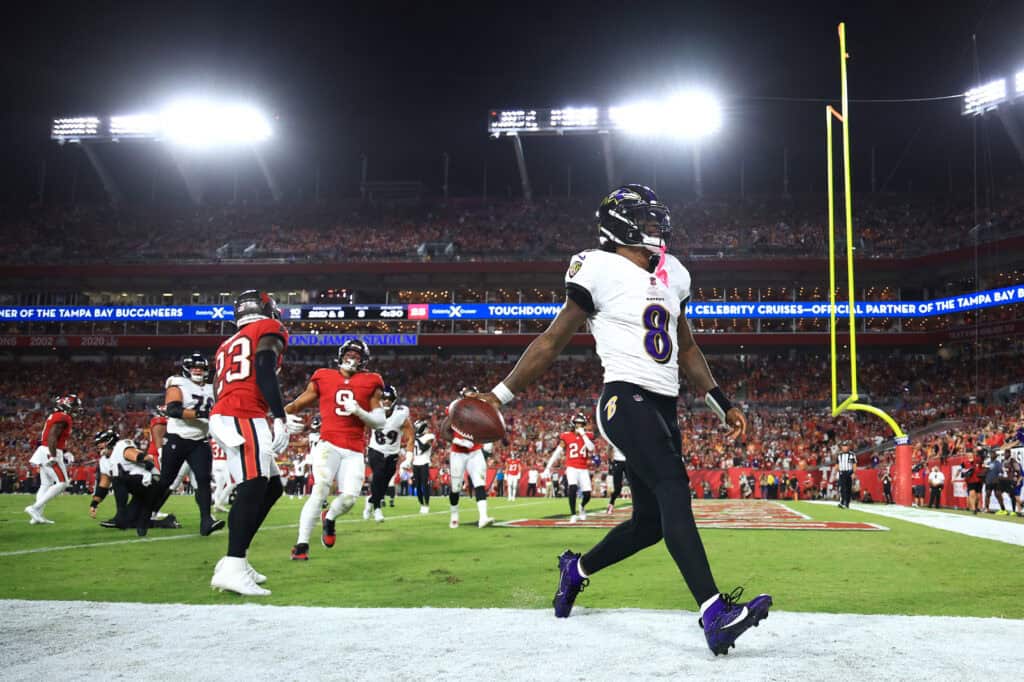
[488,107,603,136]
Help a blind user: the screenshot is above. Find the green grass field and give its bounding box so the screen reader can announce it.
[2,493,1021,619]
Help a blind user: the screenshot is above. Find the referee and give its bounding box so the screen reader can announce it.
[837,444,856,509]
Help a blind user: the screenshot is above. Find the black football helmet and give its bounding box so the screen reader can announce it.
[415,419,430,437]
[570,412,588,429]
[337,339,370,372]
[381,385,398,405]
[93,428,119,448]
[55,393,83,415]
[459,386,479,397]
[311,415,322,431]
[181,353,209,385]
[597,184,671,252]
[234,290,282,327]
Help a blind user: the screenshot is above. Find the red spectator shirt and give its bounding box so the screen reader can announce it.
[311,368,384,452]
[506,458,522,477]
[965,454,986,484]
[911,466,926,486]
[558,431,596,469]
[40,411,73,451]
[212,318,289,419]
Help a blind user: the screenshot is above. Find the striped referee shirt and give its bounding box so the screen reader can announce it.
[838,452,856,472]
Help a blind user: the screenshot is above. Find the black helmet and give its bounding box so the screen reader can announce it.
[570,412,588,429]
[311,415,322,431]
[415,418,430,437]
[93,428,119,448]
[337,339,370,372]
[55,393,83,415]
[234,290,282,327]
[459,386,479,397]
[381,385,398,404]
[597,184,671,252]
[181,353,209,384]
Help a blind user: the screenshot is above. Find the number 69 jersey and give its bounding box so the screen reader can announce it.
[311,368,384,452]
[565,249,691,398]
[212,318,289,419]
[370,405,410,456]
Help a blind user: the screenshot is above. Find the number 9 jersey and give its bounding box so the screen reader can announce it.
[565,249,691,398]
[212,317,289,418]
[311,368,385,452]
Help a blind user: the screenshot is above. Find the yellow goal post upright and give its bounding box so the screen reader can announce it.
[826,22,913,505]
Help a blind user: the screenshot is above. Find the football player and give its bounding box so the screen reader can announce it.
[151,354,223,536]
[606,446,628,513]
[362,385,413,522]
[94,428,160,536]
[25,393,82,524]
[545,413,596,522]
[208,290,291,596]
[283,339,385,560]
[89,436,115,520]
[439,386,495,529]
[469,185,769,656]
[403,418,435,514]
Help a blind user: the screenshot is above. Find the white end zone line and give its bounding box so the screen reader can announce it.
[777,501,813,519]
[0,499,555,558]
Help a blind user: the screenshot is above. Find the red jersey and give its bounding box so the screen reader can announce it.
[212,318,289,419]
[311,368,384,452]
[40,411,73,451]
[147,416,167,457]
[506,458,522,477]
[558,431,595,469]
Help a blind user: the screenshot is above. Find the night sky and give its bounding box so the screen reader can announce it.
[2,0,1022,204]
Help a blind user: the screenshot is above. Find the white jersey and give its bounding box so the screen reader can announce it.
[165,375,214,440]
[370,405,410,456]
[98,454,114,478]
[412,432,435,466]
[565,249,691,397]
[308,431,321,454]
[110,439,148,477]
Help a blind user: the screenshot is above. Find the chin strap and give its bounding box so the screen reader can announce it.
[654,244,669,286]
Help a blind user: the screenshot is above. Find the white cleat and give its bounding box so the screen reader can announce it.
[419,505,430,514]
[449,515,459,529]
[25,506,44,524]
[373,507,385,523]
[363,504,372,521]
[579,509,587,521]
[478,516,495,528]
[606,504,615,514]
[569,515,578,524]
[246,562,267,585]
[211,557,271,596]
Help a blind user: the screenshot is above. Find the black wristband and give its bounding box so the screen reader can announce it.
[708,386,733,413]
[165,401,185,419]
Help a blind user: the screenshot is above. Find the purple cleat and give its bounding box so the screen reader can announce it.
[700,587,772,656]
[552,550,589,618]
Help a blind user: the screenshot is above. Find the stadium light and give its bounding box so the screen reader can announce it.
[609,90,722,140]
[962,78,1007,116]
[1016,70,1024,95]
[160,99,272,148]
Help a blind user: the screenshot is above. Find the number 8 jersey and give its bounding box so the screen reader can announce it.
[212,317,289,418]
[565,249,691,398]
[311,367,385,452]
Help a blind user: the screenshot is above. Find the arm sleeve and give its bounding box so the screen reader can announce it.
[255,349,286,419]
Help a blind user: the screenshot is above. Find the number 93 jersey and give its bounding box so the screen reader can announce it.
[371,405,410,456]
[565,249,691,397]
[212,318,289,419]
[311,368,385,452]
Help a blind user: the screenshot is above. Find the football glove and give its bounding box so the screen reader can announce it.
[271,417,290,453]
[286,414,306,434]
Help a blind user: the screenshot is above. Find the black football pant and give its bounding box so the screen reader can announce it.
[112,474,157,532]
[368,450,399,510]
[582,382,718,606]
[413,464,431,505]
[154,434,214,526]
[608,461,627,505]
[839,471,853,507]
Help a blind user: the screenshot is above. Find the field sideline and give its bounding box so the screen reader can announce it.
[1,494,1022,619]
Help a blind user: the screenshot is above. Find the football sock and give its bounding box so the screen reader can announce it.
[449,493,460,507]
[568,485,578,514]
[473,485,487,502]
[228,477,267,558]
[582,491,591,508]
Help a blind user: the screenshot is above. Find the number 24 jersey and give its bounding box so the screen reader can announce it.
[565,249,691,398]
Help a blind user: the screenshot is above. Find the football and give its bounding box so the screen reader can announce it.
[449,397,506,443]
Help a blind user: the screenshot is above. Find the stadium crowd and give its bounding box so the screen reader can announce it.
[7,186,1024,264]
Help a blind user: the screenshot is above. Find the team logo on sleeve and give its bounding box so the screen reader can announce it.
[568,260,582,278]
